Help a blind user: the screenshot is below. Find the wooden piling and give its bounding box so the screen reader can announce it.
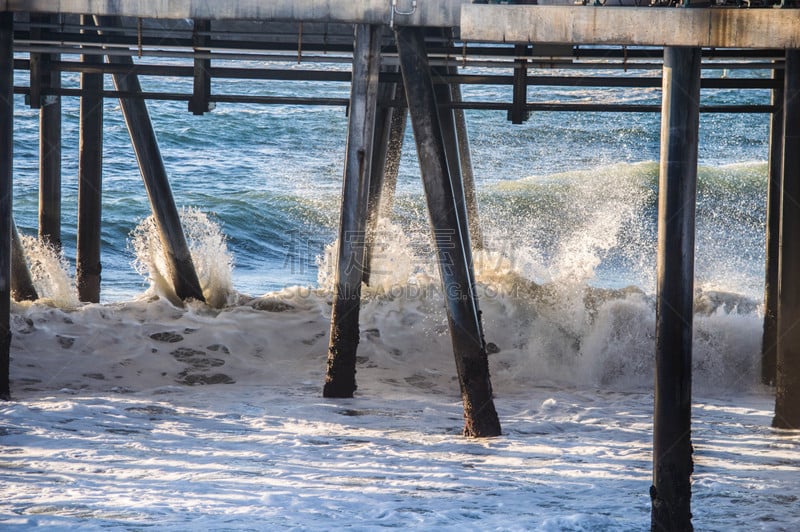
[11,221,38,302]
[395,26,501,438]
[32,15,62,249]
[451,80,483,251]
[651,46,700,532]
[363,66,399,286]
[1,11,13,400]
[377,84,407,219]
[433,66,480,270]
[323,24,382,398]
[189,19,212,115]
[774,49,800,430]
[76,17,104,303]
[762,64,784,386]
[94,16,205,303]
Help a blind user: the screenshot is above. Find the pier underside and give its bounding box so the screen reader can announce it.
[2,3,800,530]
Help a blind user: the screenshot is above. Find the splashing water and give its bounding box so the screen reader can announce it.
[130,207,235,308]
[18,235,79,308]
[311,162,765,393]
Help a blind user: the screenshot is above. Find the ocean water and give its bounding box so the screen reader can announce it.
[3,57,799,529]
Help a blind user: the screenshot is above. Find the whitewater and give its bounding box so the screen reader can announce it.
[2,62,799,529]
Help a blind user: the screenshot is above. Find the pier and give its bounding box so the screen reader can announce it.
[2,1,800,529]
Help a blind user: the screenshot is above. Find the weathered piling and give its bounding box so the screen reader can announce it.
[774,49,800,430]
[1,11,13,400]
[395,26,500,438]
[323,24,382,398]
[76,17,104,303]
[651,46,701,532]
[363,66,400,286]
[433,65,480,298]
[451,80,483,250]
[762,65,784,386]
[11,221,38,302]
[189,19,212,115]
[31,15,62,249]
[376,85,407,219]
[94,16,205,303]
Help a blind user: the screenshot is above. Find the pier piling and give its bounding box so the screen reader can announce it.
[11,221,38,302]
[95,16,205,304]
[762,64,784,386]
[433,66,480,268]
[774,49,800,430]
[32,15,62,249]
[189,19,212,115]
[451,80,483,251]
[363,66,400,286]
[651,46,701,532]
[77,18,104,303]
[1,11,13,400]
[324,24,382,398]
[376,84,407,219]
[395,26,500,438]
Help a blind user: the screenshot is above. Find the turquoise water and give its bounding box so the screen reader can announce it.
[10,59,772,302]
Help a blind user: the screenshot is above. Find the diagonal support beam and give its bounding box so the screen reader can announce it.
[395,26,500,438]
[324,24,382,398]
[189,19,213,115]
[94,16,205,304]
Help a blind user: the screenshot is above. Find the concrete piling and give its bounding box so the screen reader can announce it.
[395,26,500,438]
[774,49,800,430]
[323,24,382,398]
[651,46,701,532]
